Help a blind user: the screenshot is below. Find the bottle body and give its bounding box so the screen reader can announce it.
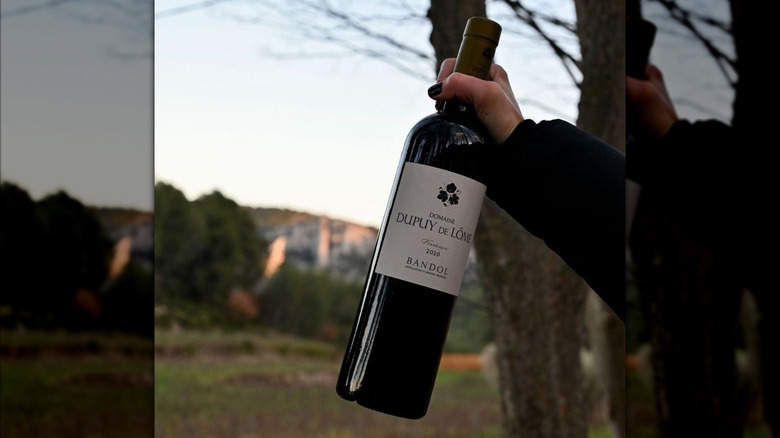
[336,105,491,419]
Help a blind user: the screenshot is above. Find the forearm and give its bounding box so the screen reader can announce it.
[484,119,626,320]
[627,119,778,295]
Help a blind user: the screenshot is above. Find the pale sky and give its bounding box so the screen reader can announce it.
[1,0,732,225]
[642,0,734,123]
[1,0,153,211]
[153,0,580,228]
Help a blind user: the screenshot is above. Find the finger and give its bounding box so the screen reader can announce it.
[435,72,515,119]
[488,63,508,83]
[434,59,457,110]
[488,64,520,111]
[625,76,652,106]
[644,64,664,83]
[429,73,483,105]
[436,58,456,82]
[640,64,676,108]
[429,72,523,144]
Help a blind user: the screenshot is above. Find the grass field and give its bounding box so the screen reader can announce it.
[0,330,154,438]
[154,329,502,438]
[2,329,621,437]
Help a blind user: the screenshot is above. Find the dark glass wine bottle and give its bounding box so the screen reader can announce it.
[336,16,501,419]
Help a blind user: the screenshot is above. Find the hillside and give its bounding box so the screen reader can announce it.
[250,207,378,283]
[95,207,154,272]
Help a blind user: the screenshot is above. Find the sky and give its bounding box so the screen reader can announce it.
[1,0,732,226]
[153,0,580,228]
[1,0,153,211]
[642,0,734,122]
[156,0,733,229]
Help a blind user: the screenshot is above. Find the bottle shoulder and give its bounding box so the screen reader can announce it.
[406,110,489,146]
[410,109,481,131]
[401,109,492,181]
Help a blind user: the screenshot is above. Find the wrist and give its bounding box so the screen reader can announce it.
[489,110,524,145]
[652,113,678,139]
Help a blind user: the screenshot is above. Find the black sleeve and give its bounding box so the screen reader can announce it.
[627,119,779,300]
[482,119,626,321]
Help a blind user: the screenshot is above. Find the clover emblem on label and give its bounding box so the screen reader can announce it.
[437,182,461,207]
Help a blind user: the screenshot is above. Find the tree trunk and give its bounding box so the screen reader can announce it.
[428,1,589,437]
[427,0,481,76]
[575,0,626,152]
[573,1,626,437]
[475,205,589,437]
[627,0,744,436]
[730,2,776,435]
[630,207,743,437]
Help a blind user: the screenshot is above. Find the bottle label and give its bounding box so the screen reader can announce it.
[375,162,485,296]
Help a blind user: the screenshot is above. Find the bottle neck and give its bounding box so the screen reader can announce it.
[453,21,499,81]
[442,18,500,120]
[438,17,500,126]
[441,98,478,120]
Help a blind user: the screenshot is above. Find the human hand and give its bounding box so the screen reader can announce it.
[427,58,524,145]
[626,64,679,139]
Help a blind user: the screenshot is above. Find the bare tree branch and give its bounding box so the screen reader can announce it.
[651,0,736,87]
[153,0,579,114]
[156,0,239,20]
[2,0,152,58]
[650,0,730,32]
[293,20,432,80]
[500,0,582,86]
[300,0,432,63]
[155,0,434,79]
[1,0,81,19]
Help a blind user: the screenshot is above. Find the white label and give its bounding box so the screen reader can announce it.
[375,162,486,296]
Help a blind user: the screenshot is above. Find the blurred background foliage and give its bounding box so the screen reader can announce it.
[152,180,493,354]
[0,181,153,336]
[149,181,505,437]
[1,181,155,438]
[155,181,266,310]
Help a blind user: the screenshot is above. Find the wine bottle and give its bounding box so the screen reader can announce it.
[336,16,501,419]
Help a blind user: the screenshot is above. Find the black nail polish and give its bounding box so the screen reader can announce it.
[427,82,443,97]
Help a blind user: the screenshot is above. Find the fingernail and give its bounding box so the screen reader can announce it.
[427,82,443,97]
